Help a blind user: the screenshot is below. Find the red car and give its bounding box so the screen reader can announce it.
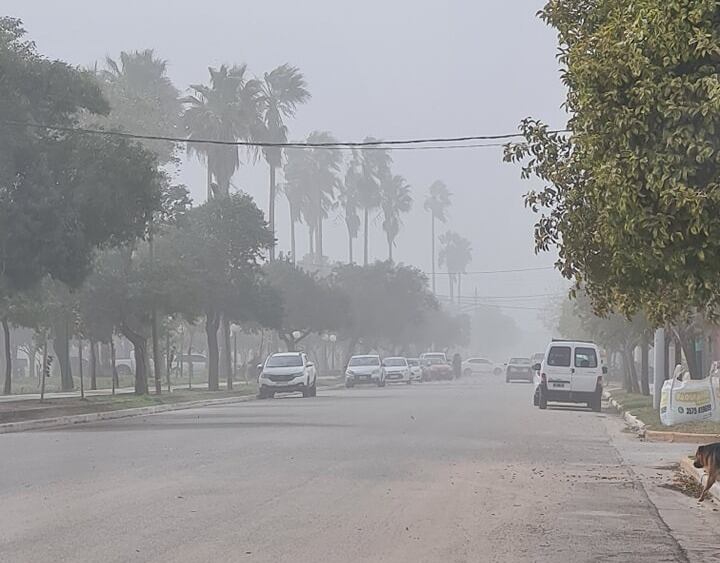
[421,353,453,381]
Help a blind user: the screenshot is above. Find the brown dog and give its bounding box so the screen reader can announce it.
[693,443,720,501]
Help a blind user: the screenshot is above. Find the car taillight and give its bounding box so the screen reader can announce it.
[597,375,603,386]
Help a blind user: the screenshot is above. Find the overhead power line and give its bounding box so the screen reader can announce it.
[428,266,556,275]
[0,120,569,151]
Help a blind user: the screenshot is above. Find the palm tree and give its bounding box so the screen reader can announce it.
[183,65,261,199]
[100,49,181,166]
[438,231,472,303]
[284,132,342,263]
[423,180,452,293]
[357,142,392,265]
[339,149,362,263]
[280,175,307,264]
[380,173,413,261]
[256,64,310,261]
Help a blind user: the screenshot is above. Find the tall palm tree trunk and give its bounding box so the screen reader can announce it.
[269,165,277,261]
[347,225,354,264]
[2,318,11,395]
[308,227,314,258]
[363,208,370,266]
[448,271,455,303]
[290,214,296,263]
[206,158,213,201]
[457,274,462,304]
[387,235,393,262]
[431,214,436,293]
[316,217,323,261]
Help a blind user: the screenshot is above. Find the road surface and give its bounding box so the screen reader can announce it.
[1,377,719,562]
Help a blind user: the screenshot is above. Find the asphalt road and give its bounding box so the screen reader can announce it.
[2,377,720,562]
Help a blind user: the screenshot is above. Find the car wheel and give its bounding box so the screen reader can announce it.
[345,381,354,388]
[463,368,472,377]
[590,392,602,412]
[505,376,511,383]
[493,367,502,376]
[378,378,386,387]
[406,379,412,385]
[538,388,548,410]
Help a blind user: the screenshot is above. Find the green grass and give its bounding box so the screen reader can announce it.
[608,389,720,433]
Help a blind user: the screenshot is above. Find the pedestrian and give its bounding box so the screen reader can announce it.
[452,353,462,379]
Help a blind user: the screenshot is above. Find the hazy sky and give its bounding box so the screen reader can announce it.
[5,1,568,343]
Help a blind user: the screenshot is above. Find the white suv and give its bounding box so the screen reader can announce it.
[533,340,606,412]
[382,357,412,384]
[258,352,317,399]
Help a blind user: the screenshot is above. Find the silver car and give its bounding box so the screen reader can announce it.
[258,352,317,398]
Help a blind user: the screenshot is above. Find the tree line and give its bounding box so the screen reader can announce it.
[0,17,469,395]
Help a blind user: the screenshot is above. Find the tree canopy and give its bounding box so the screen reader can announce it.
[505,1,720,325]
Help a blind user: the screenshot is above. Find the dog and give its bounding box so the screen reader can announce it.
[693,443,720,501]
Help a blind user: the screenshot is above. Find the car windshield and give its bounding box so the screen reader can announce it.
[265,355,303,368]
[349,356,380,367]
[383,358,406,366]
[407,359,419,366]
[427,358,445,365]
[510,358,530,364]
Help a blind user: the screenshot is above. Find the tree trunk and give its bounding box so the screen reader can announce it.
[679,333,701,379]
[290,213,296,264]
[121,327,148,394]
[431,214,436,293]
[269,165,276,261]
[640,333,649,396]
[27,341,36,382]
[448,271,454,303]
[347,224,354,264]
[308,227,314,258]
[222,316,232,390]
[205,311,220,391]
[151,309,162,394]
[56,315,74,391]
[2,318,11,395]
[457,274,462,303]
[316,215,323,262]
[388,235,393,262]
[110,338,118,394]
[89,339,97,391]
[622,346,639,393]
[363,208,369,266]
[78,338,85,399]
[206,157,213,201]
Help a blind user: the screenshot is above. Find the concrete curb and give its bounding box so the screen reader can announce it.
[679,456,720,501]
[603,390,647,438]
[0,383,347,435]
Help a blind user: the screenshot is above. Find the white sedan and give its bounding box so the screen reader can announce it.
[382,357,412,384]
[461,357,502,377]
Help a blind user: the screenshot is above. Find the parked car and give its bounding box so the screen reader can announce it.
[533,340,606,412]
[345,355,385,388]
[420,352,453,381]
[175,353,207,374]
[257,352,317,399]
[461,357,496,377]
[407,358,423,381]
[114,357,135,376]
[382,357,411,384]
[505,357,533,383]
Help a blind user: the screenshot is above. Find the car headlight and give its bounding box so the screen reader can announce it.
[292,371,305,377]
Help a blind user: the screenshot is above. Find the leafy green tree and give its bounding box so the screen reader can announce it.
[423,181,452,293]
[265,260,348,351]
[183,65,261,199]
[163,194,275,390]
[256,64,310,260]
[339,149,363,263]
[380,173,413,261]
[357,142,392,265]
[283,132,342,262]
[505,1,720,379]
[438,231,472,303]
[332,262,437,357]
[0,18,163,295]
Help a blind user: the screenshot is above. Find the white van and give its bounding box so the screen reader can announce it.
[533,340,606,412]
